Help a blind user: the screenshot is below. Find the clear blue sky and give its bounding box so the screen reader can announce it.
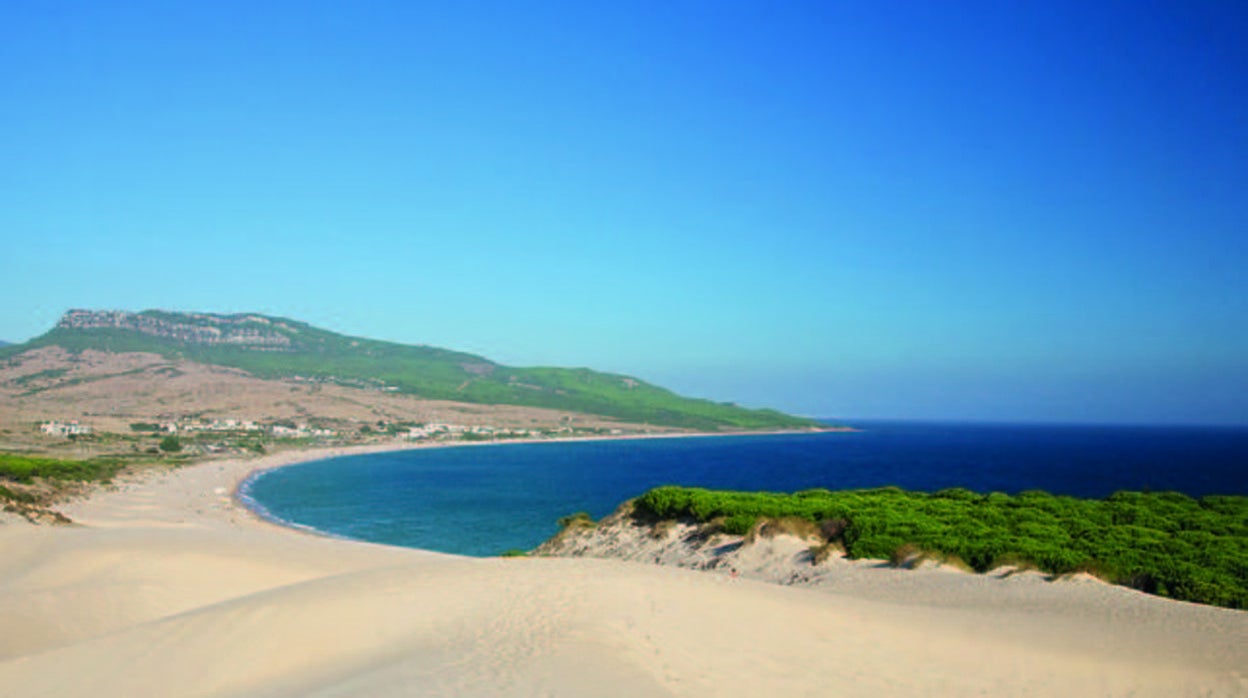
[3,1,1246,425]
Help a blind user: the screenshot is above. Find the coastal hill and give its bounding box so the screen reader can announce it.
[2,309,819,433]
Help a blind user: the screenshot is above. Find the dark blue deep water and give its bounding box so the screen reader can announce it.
[240,421,1248,557]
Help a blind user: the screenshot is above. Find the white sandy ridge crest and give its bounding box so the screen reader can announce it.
[0,445,1245,697]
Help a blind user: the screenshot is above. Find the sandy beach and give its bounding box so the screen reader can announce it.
[1,445,1245,697]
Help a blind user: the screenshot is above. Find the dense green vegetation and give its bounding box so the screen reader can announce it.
[0,454,125,485]
[635,485,1248,609]
[4,311,822,430]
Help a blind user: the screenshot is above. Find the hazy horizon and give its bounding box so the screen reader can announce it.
[3,2,1245,426]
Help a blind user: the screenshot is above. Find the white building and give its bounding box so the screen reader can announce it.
[40,421,92,437]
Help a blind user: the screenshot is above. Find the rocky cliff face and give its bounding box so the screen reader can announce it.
[57,310,294,350]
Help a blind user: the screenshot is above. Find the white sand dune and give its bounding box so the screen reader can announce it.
[1,447,1245,696]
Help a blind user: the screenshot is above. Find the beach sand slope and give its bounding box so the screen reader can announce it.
[0,450,1245,697]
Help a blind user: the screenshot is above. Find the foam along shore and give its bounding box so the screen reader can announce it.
[1,446,1245,697]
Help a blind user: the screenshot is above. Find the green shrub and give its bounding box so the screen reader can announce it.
[556,511,595,529]
[721,513,757,535]
[631,485,1248,609]
[0,454,124,484]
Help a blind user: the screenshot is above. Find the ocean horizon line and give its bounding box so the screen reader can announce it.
[829,416,1248,431]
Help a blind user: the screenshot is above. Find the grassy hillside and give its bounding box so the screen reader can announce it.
[8,311,822,431]
[635,485,1248,609]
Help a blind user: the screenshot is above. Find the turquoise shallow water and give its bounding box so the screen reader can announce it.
[239,421,1248,557]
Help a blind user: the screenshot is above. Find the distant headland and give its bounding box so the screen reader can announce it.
[0,309,835,515]
[5,309,824,431]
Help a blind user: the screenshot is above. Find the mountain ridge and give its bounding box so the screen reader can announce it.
[5,309,822,431]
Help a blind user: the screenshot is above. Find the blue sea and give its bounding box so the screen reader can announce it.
[240,421,1248,557]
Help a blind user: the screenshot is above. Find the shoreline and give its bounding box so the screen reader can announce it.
[233,432,1247,613]
[3,429,1246,695]
[226,427,844,544]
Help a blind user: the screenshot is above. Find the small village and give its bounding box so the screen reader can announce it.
[39,420,93,437]
[36,417,624,453]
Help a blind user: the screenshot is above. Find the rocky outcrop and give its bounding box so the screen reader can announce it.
[58,310,293,350]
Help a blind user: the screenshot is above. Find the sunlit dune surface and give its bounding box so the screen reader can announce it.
[1,448,1244,696]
